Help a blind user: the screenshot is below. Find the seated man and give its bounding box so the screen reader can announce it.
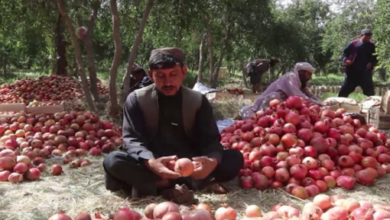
[245,58,279,94]
[241,62,325,118]
[129,66,153,93]
[103,47,243,200]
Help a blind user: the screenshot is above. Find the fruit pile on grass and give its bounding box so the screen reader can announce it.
[0,75,108,104]
[0,111,122,183]
[220,96,390,198]
[47,195,390,220]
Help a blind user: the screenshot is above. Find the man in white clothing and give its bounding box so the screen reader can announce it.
[240,62,327,118]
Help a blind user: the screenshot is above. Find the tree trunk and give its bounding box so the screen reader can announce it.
[210,19,233,88]
[197,33,207,83]
[109,0,123,117]
[84,0,100,102]
[207,30,214,83]
[120,0,154,103]
[56,0,96,112]
[55,13,67,76]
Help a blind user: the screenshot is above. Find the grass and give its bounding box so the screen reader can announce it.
[2,153,390,220]
[320,92,367,102]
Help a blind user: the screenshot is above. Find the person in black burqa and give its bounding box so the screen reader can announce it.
[103,47,243,203]
[339,29,378,97]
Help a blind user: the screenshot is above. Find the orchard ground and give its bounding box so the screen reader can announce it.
[1,71,390,219]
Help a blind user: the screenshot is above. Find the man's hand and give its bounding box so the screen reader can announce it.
[191,157,218,179]
[367,63,372,70]
[144,156,182,179]
[345,59,352,66]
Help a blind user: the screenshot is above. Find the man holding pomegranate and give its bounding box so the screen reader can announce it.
[103,47,243,201]
[245,58,280,94]
[338,29,377,97]
[241,62,325,118]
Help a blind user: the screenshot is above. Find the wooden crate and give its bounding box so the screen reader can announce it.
[206,91,258,102]
[340,104,361,113]
[26,103,65,114]
[367,107,390,129]
[0,103,26,112]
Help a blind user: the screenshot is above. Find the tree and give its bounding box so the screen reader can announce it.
[56,0,96,112]
[120,0,155,103]
[375,0,390,71]
[108,0,123,117]
[83,0,101,102]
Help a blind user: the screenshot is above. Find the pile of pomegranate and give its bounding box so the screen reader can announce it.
[47,201,237,220]
[249,194,390,220]
[0,75,108,104]
[0,111,122,182]
[47,195,390,220]
[220,96,390,198]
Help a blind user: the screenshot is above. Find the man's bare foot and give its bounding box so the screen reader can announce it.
[205,183,228,194]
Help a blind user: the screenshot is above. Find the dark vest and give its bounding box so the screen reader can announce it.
[135,84,203,138]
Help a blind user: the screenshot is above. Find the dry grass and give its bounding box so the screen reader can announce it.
[2,154,390,220]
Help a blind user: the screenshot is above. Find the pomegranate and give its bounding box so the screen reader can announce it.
[283,123,296,134]
[153,202,180,219]
[321,207,349,220]
[48,212,73,220]
[285,96,303,109]
[0,156,16,171]
[285,112,300,126]
[174,158,194,177]
[245,205,262,218]
[262,166,275,179]
[356,168,377,185]
[144,203,157,219]
[338,156,354,168]
[291,186,308,199]
[277,205,300,218]
[290,164,308,180]
[259,143,276,156]
[275,168,290,183]
[302,157,318,170]
[324,176,336,188]
[304,146,318,158]
[51,164,62,176]
[281,133,298,149]
[305,184,320,197]
[361,156,378,168]
[8,172,23,183]
[321,159,335,171]
[336,175,355,190]
[215,205,237,220]
[240,176,253,189]
[315,121,330,133]
[310,137,330,154]
[286,155,301,167]
[252,172,269,190]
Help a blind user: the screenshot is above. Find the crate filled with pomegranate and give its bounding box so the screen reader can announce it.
[220,96,390,198]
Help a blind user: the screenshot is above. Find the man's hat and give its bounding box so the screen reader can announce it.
[361,29,373,36]
[149,47,186,64]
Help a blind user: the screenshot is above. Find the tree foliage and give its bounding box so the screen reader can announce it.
[0,0,389,110]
